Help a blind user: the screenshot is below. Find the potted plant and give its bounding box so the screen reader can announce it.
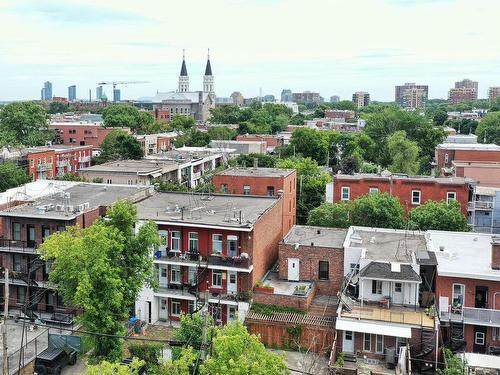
[254,281,274,294]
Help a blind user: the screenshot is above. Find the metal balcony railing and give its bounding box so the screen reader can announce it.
[439,305,500,327]
[207,255,251,269]
[468,201,494,210]
[0,239,38,253]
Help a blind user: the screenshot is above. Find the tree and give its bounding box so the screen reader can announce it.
[338,156,360,175]
[200,321,288,375]
[173,129,210,148]
[307,202,352,228]
[95,130,143,163]
[0,162,31,192]
[444,118,478,135]
[432,109,448,126]
[41,202,160,361]
[387,131,420,175]
[207,126,237,141]
[351,192,405,229]
[86,359,145,375]
[172,313,212,359]
[0,102,53,146]
[289,128,329,164]
[476,111,500,144]
[102,105,155,132]
[209,105,243,124]
[408,200,469,231]
[169,115,195,130]
[160,347,196,375]
[54,172,86,182]
[233,153,277,168]
[334,100,357,111]
[48,101,69,114]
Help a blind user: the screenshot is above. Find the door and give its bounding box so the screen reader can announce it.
[228,271,237,294]
[159,298,168,321]
[159,267,168,288]
[343,331,354,353]
[27,225,36,247]
[475,286,488,308]
[393,282,403,304]
[147,301,152,324]
[288,258,300,281]
[473,326,487,353]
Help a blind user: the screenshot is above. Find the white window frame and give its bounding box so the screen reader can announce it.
[170,231,181,252]
[171,300,181,316]
[452,283,465,306]
[492,327,500,341]
[363,333,371,352]
[372,280,383,295]
[170,266,181,284]
[212,271,223,288]
[376,335,384,353]
[229,306,237,320]
[243,185,251,195]
[411,190,421,205]
[447,192,456,204]
[227,235,238,257]
[395,282,402,293]
[212,234,223,254]
[369,187,379,194]
[188,232,198,253]
[475,332,485,345]
[341,186,350,201]
[445,153,449,164]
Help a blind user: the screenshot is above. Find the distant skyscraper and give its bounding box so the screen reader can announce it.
[43,81,53,100]
[455,78,478,91]
[352,92,370,108]
[68,85,76,101]
[113,89,121,102]
[488,87,500,102]
[281,89,293,102]
[330,95,340,103]
[230,91,244,106]
[395,83,428,109]
[449,79,478,104]
[96,86,104,101]
[41,88,45,101]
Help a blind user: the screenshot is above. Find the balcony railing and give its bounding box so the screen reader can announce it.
[0,239,38,254]
[468,201,494,210]
[440,305,500,327]
[207,254,251,269]
[154,250,205,263]
[36,163,53,171]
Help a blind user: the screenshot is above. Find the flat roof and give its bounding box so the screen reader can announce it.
[427,230,500,281]
[283,225,347,248]
[49,122,104,127]
[135,192,279,230]
[79,160,178,174]
[437,143,500,151]
[216,167,295,178]
[346,226,428,263]
[0,183,149,220]
[334,173,474,185]
[26,145,91,153]
[0,180,79,205]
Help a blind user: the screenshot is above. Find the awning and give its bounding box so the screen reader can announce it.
[151,172,163,178]
[336,318,412,338]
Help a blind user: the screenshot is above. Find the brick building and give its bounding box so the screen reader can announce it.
[235,134,285,152]
[324,109,356,120]
[488,87,500,102]
[0,183,151,318]
[134,192,283,324]
[448,88,478,105]
[331,172,474,214]
[49,122,130,148]
[212,167,296,236]
[430,231,500,354]
[26,145,93,180]
[134,132,178,155]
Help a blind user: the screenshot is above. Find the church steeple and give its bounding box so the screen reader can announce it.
[178,49,189,92]
[203,48,214,94]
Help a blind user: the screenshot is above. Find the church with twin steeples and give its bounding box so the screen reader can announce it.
[152,50,216,122]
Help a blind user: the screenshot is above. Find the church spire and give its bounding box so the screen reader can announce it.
[178,49,189,92]
[203,48,214,94]
[180,49,188,76]
[204,48,212,76]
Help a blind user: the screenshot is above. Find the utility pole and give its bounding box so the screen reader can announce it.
[200,286,209,362]
[2,269,9,375]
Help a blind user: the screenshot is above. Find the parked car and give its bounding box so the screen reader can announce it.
[34,348,77,375]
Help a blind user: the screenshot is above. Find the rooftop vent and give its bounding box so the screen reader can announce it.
[391,263,401,273]
[439,245,445,252]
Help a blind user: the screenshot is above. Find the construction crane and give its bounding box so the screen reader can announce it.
[97,81,150,102]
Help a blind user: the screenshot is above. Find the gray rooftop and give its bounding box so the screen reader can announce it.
[359,262,421,282]
[334,173,475,185]
[136,192,279,230]
[283,225,347,248]
[0,183,149,220]
[216,167,295,178]
[79,160,178,174]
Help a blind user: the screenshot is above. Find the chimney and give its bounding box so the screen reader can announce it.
[492,237,500,270]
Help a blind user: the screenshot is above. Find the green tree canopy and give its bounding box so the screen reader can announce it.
[0,102,53,146]
[0,162,31,192]
[334,100,357,111]
[444,118,478,135]
[233,153,278,168]
[86,359,145,375]
[169,115,195,130]
[307,202,352,228]
[351,192,405,229]
[432,109,448,126]
[102,105,155,132]
[95,130,144,163]
[41,202,160,361]
[387,130,420,175]
[48,101,69,114]
[289,128,329,164]
[476,111,500,144]
[207,126,237,140]
[408,200,469,231]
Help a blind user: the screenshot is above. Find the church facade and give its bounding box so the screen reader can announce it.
[152,52,216,122]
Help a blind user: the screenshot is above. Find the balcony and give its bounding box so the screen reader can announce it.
[155,284,197,300]
[0,239,38,254]
[207,254,252,271]
[468,201,494,210]
[439,305,500,327]
[79,156,91,163]
[37,163,53,171]
[154,250,208,266]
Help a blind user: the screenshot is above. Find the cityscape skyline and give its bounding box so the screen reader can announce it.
[1,0,500,101]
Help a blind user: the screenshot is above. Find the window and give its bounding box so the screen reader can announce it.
[369,187,379,193]
[171,300,181,316]
[188,267,197,285]
[189,232,198,253]
[212,234,223,254]
[220,184,228,193]
[444,153,449,164]
[106,179,112,184]
[395,282,402,293]
[475,332,485,345]
[229,306,237,320]
[341,187,350,201]
[13,254,22,272]
[363,333,371,351]
[319,261,329,280]
[227,235,238,257]
[12,222,21,241]
[350,263,360,273]
[372,280,382,294]
[452,284,465,306]
[493,327,500,341]
[447,192,456,204]
[376,335,384,353]
[411,190,421,205]
[267,186,275,196]
[171,266,181,284]
[171,231,181,252]
[188,301,195,314]
[243,185,251,195]
[212,271,223,288]
[57,225,65,232]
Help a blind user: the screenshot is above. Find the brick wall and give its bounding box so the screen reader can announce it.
[253,282,317,310]
[435,275,500,310]
[278,243,344,296]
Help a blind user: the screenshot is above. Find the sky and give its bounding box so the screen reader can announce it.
[1,0,499,102]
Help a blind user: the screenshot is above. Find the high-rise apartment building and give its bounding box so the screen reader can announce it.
[96,86,104,101]
[68,85,76,102]
[281,89,293,102]
[230,91,244,106]
[352,91,370,108]
[41,81,53,100]
[330,95,340,103]
[488,87,500,102]
[395,83,428,109]
[113,89,121,103]
[455,78,478,91]
[449,79,478,104]
[292,91,323,103]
